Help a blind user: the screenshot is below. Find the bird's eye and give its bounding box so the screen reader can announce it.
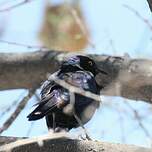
[88,61,93,66]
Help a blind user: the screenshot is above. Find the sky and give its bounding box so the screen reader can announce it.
[0,0,152,148]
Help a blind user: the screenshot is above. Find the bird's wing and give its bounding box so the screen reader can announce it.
[27,78,70,121]
[40,80,56,100]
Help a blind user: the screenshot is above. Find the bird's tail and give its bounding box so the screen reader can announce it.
[27,103,49,121]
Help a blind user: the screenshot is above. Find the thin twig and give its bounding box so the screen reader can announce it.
[0,91,26,120]
[124,101,151,139]
[49,74,101,103]
[118,113,126,143]
[0,0,36,12]
[123,4,152,31]
[109,37,117,55]
[0,39,47,50]
[0,88,36,134]
[26,122,35,137]
[0,101,18,120]
[73,113,91,140]
[69,92,91,140]
[0,0,13,6]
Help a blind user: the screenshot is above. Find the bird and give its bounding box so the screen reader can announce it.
[27,55,107,132]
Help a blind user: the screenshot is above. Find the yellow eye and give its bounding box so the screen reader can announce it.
[88,61,93,66]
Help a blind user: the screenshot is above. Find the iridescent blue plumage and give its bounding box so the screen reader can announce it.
[27,55,107,131]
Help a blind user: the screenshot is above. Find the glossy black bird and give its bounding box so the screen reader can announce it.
[27,55,107,132]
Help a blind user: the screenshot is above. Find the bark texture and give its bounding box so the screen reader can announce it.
[0,135,151,152]
[1,51,152,103]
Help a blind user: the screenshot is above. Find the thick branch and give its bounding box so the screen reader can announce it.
[1,51,152,103]
[0,135,151,152]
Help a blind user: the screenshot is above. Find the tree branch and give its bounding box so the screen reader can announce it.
[0,0,36,12]
[0,88,37,134]
[0,51,152,103]
[0,134,151,152]
[147,0,152,12]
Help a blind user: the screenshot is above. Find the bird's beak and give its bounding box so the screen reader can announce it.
[75,64,84,70]
[95,68,108,75]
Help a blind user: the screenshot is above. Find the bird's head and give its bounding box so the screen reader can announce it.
[62,55,107,76]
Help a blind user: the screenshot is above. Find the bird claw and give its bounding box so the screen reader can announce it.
[85,134,92,140]
[78,134,92,141]
[53,127,68,133]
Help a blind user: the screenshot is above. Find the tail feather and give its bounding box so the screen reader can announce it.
[27,107,45,121]
[27,104,49,121]
[27,87,67,121]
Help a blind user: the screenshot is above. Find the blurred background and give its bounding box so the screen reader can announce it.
[0,0,152,148]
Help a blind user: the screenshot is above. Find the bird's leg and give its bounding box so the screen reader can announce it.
[52,112,56,133]
[73,112,91,140]
[52,113,68,133]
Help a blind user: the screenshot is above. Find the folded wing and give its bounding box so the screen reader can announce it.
[27,79,69,121]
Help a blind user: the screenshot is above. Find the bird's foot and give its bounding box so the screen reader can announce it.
[48,128,72,139]
[85,134,92,140]
[48,127,68,134]
[78,134,92,141]
[54,127,68,133]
